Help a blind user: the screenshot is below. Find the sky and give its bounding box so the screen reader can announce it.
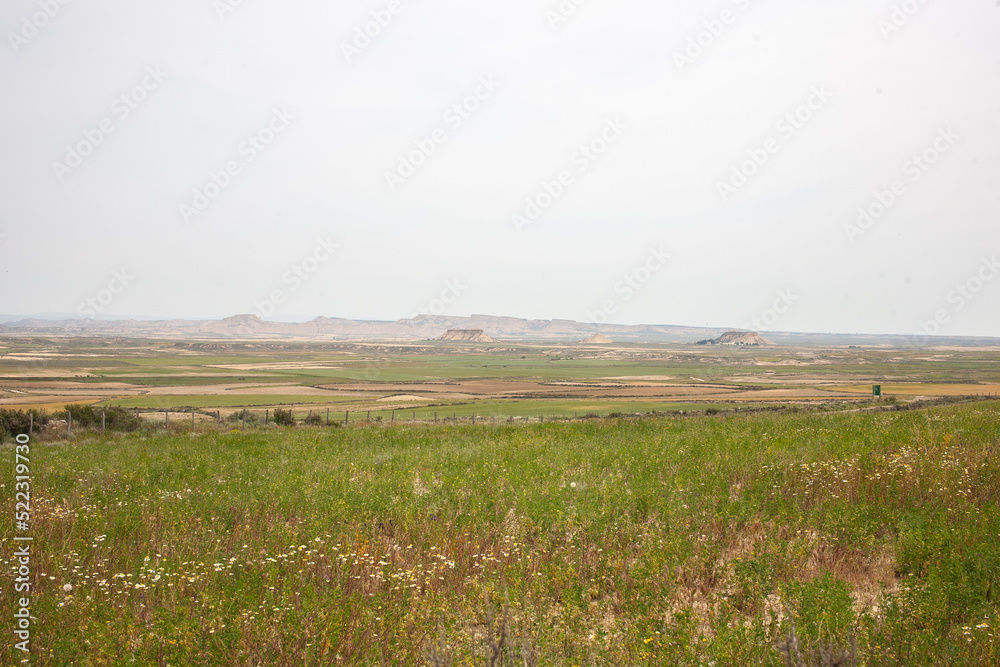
[0,0,998,336]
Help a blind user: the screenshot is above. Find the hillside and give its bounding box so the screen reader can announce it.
[437,328,496,342]
[0,313,733,343]
[13,402,1000,664]
[697,330,775,346]
[1,315,998,347]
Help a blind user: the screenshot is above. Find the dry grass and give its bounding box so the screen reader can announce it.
[2,402,999,664]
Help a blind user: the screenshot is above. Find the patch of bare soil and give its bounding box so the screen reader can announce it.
[204,362,345,371]
[376,394,427,402]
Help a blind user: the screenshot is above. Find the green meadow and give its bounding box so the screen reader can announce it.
[3,400,998,665]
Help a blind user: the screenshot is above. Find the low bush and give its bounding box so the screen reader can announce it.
[272,408,295,426]
[0,408,49,440]
[56,405,140,432]
[226,410,263,426]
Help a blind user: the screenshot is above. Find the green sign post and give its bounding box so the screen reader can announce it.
[873,384,881,398]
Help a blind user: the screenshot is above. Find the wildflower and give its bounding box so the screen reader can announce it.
[63,583,73,593]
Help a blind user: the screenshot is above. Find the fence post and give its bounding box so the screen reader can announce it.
[216,410,220,427]
[472,413,475,425]
[242,409,246,430]
[165,410,169,429]
[435,411,438,424]
[391,410,395,423]
[68,412,72,436]
[265,409,269,426]
[29,412,33,437]
[102,411,106,435]
[191,411,195,432]
[327,408,330,425]
[367,410,370,421]
[412,410,415,423]
[345,410,349,425]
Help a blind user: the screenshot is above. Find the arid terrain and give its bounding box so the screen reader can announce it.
[2,332,998,421]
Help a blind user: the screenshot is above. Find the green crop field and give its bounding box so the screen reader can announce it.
[3,400,999,665]
[5,338,1000,418]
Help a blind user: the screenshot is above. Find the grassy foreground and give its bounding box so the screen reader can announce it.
[3,402,1000,665]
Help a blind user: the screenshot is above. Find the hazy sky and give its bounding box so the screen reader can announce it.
[1,0,998,336]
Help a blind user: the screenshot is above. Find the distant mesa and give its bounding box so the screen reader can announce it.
[437,328,496,342]
[696,331,774,346]
[222,314,263,328]
[581,333,613,344]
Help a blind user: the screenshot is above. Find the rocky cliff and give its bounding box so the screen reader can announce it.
[437,329,496,342]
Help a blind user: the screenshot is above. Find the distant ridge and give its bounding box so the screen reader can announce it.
[0,313,732,342]
[581,333,613,344]
[1,314,998,347]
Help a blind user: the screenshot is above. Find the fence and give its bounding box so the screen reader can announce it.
[49,407,576,437]
[28,392,1000,438]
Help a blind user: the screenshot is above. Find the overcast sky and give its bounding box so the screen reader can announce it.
[1,0,998,336]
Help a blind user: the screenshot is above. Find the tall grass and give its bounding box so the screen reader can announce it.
[3,401,999,664]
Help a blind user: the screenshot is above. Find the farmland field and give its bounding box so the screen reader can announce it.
[3,336,1000,420]
[2,400,999,664]
[2,336,1000,664]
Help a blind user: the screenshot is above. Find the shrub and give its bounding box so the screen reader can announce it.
[0,408,49,440]
[57,405,140,431]
[226,410,263,425]
[304,411,323,426]
[272,408,295,426]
